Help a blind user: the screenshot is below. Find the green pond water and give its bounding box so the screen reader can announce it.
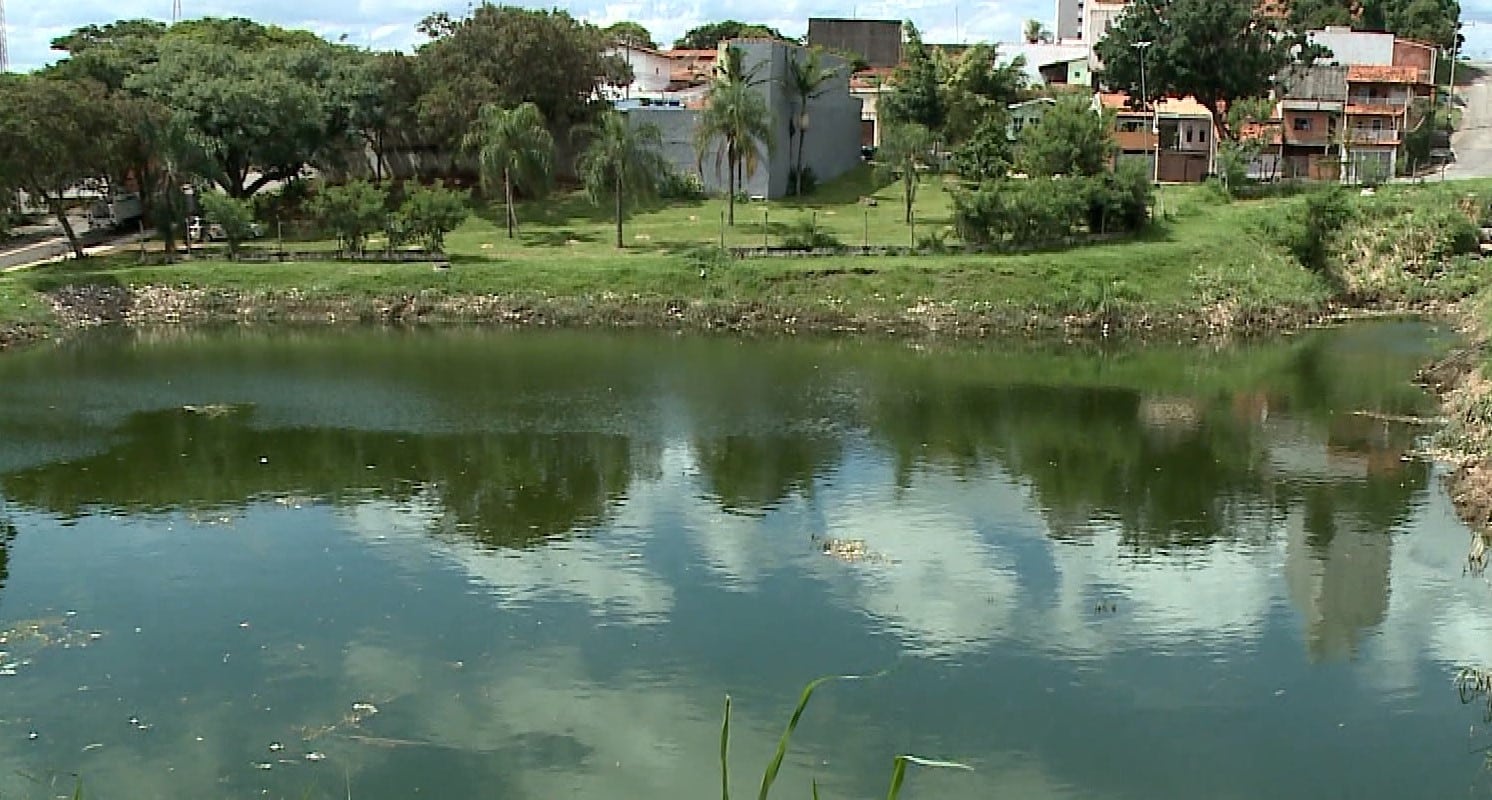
[0,321,1489,799]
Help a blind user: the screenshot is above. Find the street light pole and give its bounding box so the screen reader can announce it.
[1134,41,1157,214]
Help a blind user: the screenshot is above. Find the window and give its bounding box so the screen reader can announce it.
[1199,129,1208,142]
[1371,118,1383,131]
[1293,117,1312,131]
[1185,128,1194,143]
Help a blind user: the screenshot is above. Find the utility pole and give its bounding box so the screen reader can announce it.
[0,0,9,73]
[1134,41,1156,213]
[172,0,182,23]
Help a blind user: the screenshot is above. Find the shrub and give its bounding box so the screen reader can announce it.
[780,218,842,249]
[658,168,705,200]
[1276,187,1354,273]
[400,182,469,252]
[786,166,819,196]
[199,193,257,260]
[309,180,387,255]
[954,171,1148,248]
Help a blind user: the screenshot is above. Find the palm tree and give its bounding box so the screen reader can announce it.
[1024,19,1052,44]
[875,123,937,225]
[781,49,841,197]
[693,45,774,225]
[463,102,555,238]
[576,111,668,248]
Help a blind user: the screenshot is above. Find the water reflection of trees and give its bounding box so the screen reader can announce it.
[693,435,841,513]
[0,514,13,591]
[0,408,641,549]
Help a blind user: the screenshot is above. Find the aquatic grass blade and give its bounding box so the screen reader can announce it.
[757,672,881,800]
[885,755,974,800]
[721,694,732,800]
[812,778,821,800]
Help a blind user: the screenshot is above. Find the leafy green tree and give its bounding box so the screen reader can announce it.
[938,43,1027,145]
[344,51,425,184]
[1288,0,1355,29]
[876,123,937,225]
[399,183,469,252]
[605,21,658,49]
[463,102,555,239]
[414,6,628,150]
[673,21,790,50]
[577,112,668,248]
[0,75,116,259]
[1379,0,1461,49]
[694,46,775,225]
[1095,0,1308,139]
[952,116,1014,181]
[781,49,841,197]
[881,22,944,131]
[1015,94,1115,177]
[199,192,256,259]
[126,31,355,197]
[310,180,386,255]
[46,19,167,91]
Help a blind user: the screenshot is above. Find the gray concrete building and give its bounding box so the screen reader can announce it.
[624,40,864,200]
[806,18,902,69]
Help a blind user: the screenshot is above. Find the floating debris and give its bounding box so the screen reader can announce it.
[253,762,274,771]
[304,752,327,762]
[814,537,891,565]
[82,743,103,752]
[27,731,38,741]
[268,742,285,752]
[182,404,237,418]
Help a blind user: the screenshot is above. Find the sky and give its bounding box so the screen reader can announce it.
[8,0,1492,74]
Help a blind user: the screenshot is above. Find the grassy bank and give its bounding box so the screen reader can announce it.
[2,170,1490,344]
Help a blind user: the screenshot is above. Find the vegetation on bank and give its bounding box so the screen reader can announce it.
[3,173,1491,344]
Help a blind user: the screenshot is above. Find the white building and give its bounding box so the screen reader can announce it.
[1084,0,1130,69]
[603,43,677,101]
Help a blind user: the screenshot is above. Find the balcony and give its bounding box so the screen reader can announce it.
[1347,95,1410,110]
[1346,128,1401,144]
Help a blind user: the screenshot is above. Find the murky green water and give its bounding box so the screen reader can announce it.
[0,322,1489,799]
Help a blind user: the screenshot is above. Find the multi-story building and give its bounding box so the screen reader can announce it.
[1098,93,1218,181]
[1055,0,1085,41]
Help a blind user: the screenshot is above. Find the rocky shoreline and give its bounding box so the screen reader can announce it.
[0,283,1343,352]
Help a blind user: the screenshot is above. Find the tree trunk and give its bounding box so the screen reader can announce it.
[47,194,86,260]
[797,127,808,197]
[615,169,624,249]
[727,142,737,226]
[504,167,516,239]
[904,178,914,225]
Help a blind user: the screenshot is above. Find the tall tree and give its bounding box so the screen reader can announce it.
[875,123,937,225]
[938,43,1027,145]
[415,6,629,150]
[463,103,555,239]
[1014,94,1115,177]
[0,75,116,259]
[46,19,167,91]
[576,112,668,248]
[693,46,775,226]
[346,51,425,183]
[106,94,219,260]
[673,21,790,50]
[781,49,841,197]
[880,22,944,131]
[126,30,357,197]
[605,21,658,50]
[1095,0,1308,139]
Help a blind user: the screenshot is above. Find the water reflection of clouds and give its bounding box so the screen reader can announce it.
[342,499,674,622]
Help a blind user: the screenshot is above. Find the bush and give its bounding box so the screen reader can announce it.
[1274,187,1354,273]
[309,180,387,255]
[787,166,819,196]
[657,168,705,200]
[780,218,842,249]
[954,170,1150,248]
[199,193,257,259]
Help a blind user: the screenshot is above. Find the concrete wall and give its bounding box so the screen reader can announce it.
[1056,0,1083,41]
[1310,27,1394,66]
[641,41,863,200]
[807,19,902,68]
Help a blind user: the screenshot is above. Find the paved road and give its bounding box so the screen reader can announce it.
[1443,72,1492,180]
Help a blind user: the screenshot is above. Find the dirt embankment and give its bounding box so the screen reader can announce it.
[0,283,1341,349]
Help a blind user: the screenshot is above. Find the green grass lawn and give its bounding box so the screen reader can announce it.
[18,167,1484,337]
